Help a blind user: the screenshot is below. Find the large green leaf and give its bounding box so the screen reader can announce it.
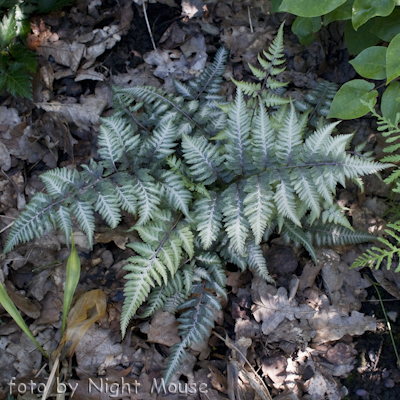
[328,80,378,119]
[372,9,400,41]
[271,0,283,12]
[344,19,379,54]
[0,62,32,99]
[386,32,400,84]
[9,44,37,72]
[324,0,353,25]
[278,0,347,17]
[352,0,395,30]
[292,16,321,45]
[0,8,16,48]
[0,281,48,357]
[62,233,81,336]
[381,81,400,123]
[349,46,387,79]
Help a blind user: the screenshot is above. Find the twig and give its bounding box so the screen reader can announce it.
[212,330,273,400]
[0,221,14,234]
[143,1,156,51]
[247,6,253,34]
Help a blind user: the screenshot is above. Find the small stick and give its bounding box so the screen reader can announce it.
[212,330,273,400]
[143,1,157,51]
[248,6,253,33]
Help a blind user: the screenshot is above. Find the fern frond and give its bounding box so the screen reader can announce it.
[274,172,301,227]
[131,170,161,225]
[40,168,80,198]
[243,174,275,244]
[222,183,249,255]
[307,220,375,247]
[181,134,225,184]
[94,180,122,229]
[276,103,302,164]
[3,194,54,253]
[160,170,192,216]
[281,220,317,264]
[251,102,276,170]
[71,200,95,249]
[225,88,253,176]
[189,47,228,98]
[246,241,274,283]
[164,283,221,382]
[320,203,353,231]
[140,117,178,163]
[231,78,261,98]
[194,193,223,249]
[56,205,72,245]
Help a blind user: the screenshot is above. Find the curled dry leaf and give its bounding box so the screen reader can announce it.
[55,289,107,359]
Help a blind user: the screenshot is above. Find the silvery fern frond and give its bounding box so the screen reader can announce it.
[194,193,223,249]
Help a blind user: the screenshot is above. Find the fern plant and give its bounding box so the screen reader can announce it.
[352,100,400,272]
[2,23,389,381]
[0,0,74,99]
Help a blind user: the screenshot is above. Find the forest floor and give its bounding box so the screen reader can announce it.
[0,0,400,399]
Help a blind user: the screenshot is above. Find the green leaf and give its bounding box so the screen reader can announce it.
[328,79,378,119]
[8,44,37,73]
[372,9,400,41]
[381,81,400,123]
[271,0,283,12]
[37,0,74,12]
[0,8,16,48]
[344,19,379,55]
[352,0,395,30]
[62,232,81,336]
[386,32,400,84]
[0,62,32,99]
[349,46,387,79]
[278,0,347,17]
[0,281,48,357]
[292,16,321,45]
[324,0,353,25]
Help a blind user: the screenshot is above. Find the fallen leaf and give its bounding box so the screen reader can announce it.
[251,278,314,335]
[36,97,108,131]
[304,371,340,400]
[147,310,181,346]
[309,308,376,344]
[56,289,107,359]
[39,39,85,73]
[5,281,41,319]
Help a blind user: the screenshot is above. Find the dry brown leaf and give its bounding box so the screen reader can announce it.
[36,97,107,131]
[39,39,85,73]
[251,278,314,335]
[372,269,400,299]
[304,371,340,400]
[147,310,181,346]
[309,308,376,344]
[5,281,41,319]
[55,289,107,359]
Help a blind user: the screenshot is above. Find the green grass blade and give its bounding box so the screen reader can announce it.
[0,281,48,357]
[62,232,81,336]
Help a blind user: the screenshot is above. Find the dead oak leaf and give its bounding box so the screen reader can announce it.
[251,277,314,335]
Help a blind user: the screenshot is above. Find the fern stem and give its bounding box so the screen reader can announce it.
[120,101,151,134]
